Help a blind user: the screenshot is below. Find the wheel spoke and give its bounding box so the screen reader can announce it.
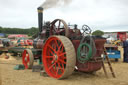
[53,43,57,51]
[45,56,54,59]
[58,52,66,57]
[56,28,58,32]
[56,67,59,76]
[60,45,64,52]
[53,25,57,33]
[58,20,61,29]
[59,52,66,59]
[61,63,64,70]
[48,49,54,55]
[43,36,76,79]
[52,40,58,51]
[54,39,59,49]
[61,56,66,59]
[59,59,66,64]
[58,43,63,50]
[26,55,29,61]
[22,50,27,64]
[58,30,65,34]
[48,45,56,52]
[54,63,57,72]
[26,55,29,58]
[55,20,61,34]
[58,62,63,73]
[25,64,28,69]
[23,50,26,58]
[48,62,56,70]
[22,49,33,69]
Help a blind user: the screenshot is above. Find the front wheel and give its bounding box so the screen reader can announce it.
[22,49,34,69]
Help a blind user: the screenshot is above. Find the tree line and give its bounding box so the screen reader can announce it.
[0,26,39,36]
[0,26,105,37]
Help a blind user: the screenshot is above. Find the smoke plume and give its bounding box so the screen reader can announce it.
[40,0,72,9]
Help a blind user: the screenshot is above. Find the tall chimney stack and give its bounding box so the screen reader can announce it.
[37,7,43,33]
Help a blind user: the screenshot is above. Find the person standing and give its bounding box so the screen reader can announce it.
[123,39,128,62]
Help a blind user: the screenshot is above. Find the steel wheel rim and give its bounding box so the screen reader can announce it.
[43,37,66,78]
[50,19,69,37]
[43,36,76,79]
[82,25,92,35]
[22,49,34,69]
[22,50,30,69]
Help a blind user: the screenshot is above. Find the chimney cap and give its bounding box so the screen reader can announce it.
[37,7,43,10]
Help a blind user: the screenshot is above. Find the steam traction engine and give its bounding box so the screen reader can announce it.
[22,7,106,79]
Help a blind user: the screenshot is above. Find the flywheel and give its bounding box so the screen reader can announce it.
[50,19,69,37]
[42,36,76,79]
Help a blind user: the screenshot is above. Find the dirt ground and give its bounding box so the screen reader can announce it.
[0,54,128,85]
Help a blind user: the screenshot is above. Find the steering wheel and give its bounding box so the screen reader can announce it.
[50,19,69,37]
[82,25,92,35]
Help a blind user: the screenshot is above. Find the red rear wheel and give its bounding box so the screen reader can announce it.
[22,49,34,69]
[43,36,76,79]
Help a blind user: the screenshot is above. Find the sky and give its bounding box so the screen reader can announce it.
[0,0,128,32]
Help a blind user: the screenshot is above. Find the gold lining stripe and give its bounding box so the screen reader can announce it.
[38,10,43,13]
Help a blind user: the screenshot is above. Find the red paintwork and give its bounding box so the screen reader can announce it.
[34,26,106,73]
[77,62,102,72]
[43,37,66,79]
[18,40,24,46]
[68,28,106,72]
[22,50,30,69]
[8,34,28,38]
[117,32,126,41]
[27,40,33,45]
[68,29,82,37]
[71,40,80,52]
[72,38,106,72]
[18,39,33,46]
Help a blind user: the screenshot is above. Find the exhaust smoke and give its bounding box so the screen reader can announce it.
[40,0,72,10]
